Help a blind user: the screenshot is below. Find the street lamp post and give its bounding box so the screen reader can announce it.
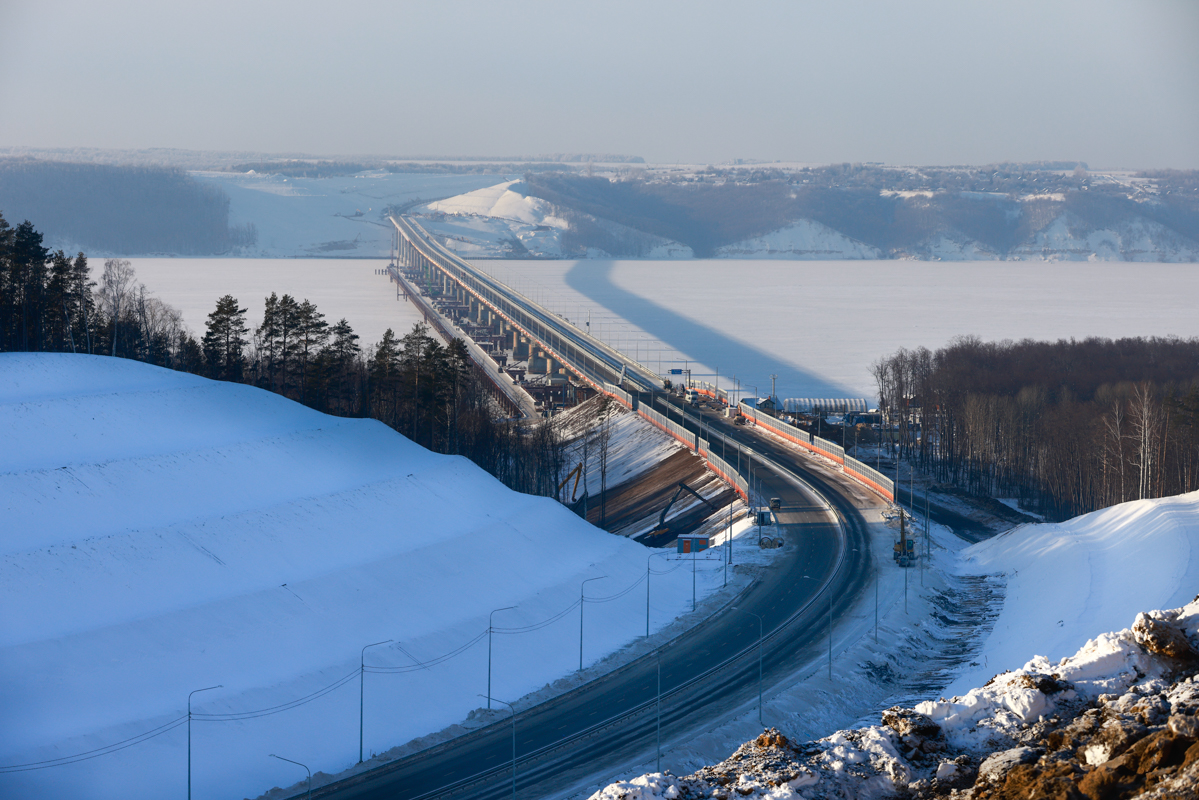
[802,576,833,679]
[732,607,764,726]
[360,639,393,763]
[655,649,662,773]
[489,606,517,710]
[480,695,517,800]
[580,576,607,671]
[269,754,312,800]
[646,552,671,637]
[188,684,222,800]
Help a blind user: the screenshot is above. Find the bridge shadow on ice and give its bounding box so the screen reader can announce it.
[565,260,853,399]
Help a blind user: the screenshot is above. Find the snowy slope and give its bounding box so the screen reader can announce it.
[426,180,569,228]
[1010,213,1199,262]
[948,491,1199,696]
[418,180,572,258]
[0,354,723,800]
[715,220,882,260]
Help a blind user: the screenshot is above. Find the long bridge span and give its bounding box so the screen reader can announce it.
[390,215,663,399]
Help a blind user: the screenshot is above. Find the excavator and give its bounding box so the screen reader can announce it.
[557,463,584,503]
[649,482,719,537]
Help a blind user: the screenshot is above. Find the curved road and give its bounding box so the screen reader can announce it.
[312,400,881,800]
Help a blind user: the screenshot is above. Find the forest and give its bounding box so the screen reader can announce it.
[872,336,1199,520]
[0,211,565,499]
[0,159,257,255]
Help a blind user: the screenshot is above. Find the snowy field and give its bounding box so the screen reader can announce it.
[472,259,1199,399]
[129,258,423,349]
[193,170,510,258]
[0,354,739,800]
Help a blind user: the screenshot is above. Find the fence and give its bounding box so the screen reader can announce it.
[737,400,894,502]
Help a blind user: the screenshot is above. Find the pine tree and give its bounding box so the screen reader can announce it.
[202,295,249,381]
[45,251,74,351]
[294,299,328,403]
[11,220,50,351]
[69,253,95,354]
[0,213,14,350]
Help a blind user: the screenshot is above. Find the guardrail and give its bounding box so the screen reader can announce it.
[738,400,894,502]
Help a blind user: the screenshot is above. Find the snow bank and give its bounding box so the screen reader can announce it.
[949,491,1199,696]
[0,353,721,800]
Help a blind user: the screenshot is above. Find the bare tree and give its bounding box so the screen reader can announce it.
[1130,382,1160,500]
[98,258,136,356]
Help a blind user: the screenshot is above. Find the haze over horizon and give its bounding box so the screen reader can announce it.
[2,0,1197,170]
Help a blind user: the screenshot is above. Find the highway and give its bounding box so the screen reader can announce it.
[310,219,886,800]
[311,403,880,800]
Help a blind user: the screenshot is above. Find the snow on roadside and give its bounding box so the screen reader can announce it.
[0,353,734,800]
[588,492,1199,800]
[949,491,1199,697]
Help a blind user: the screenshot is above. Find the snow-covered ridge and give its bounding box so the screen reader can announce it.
[0,353,715,800]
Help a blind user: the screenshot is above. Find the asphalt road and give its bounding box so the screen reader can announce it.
[310,398,878,800]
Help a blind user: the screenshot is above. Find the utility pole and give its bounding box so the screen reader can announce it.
[188,685,222,800]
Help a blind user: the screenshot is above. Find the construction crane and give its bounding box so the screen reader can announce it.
[650,482,719,537]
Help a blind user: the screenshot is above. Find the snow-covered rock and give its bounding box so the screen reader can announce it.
[591,600,1199,800]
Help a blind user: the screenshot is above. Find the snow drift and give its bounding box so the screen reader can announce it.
[0,353,714,800]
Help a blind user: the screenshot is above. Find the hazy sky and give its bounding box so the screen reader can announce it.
[2,0,1196,168]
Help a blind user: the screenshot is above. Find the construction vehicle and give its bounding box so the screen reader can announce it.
[650,481,719,537]
[894,509,915,567]
[557,463,584,503]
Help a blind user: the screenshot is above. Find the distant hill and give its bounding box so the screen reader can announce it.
[0,159,256,254]
[522,165,1199,260]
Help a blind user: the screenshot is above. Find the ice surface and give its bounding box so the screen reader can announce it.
[127,257,426,349]
[471,258,1199,399]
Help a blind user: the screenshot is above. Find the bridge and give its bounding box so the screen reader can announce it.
[390,216,662,400]
[275,219,904,800]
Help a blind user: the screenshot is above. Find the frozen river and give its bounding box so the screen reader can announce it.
[130,258,425,351]
[130,257,1199,401]
[479,259,1199,399]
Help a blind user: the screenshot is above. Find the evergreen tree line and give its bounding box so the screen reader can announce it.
[873,336,1199,520]
[1,212,564,498]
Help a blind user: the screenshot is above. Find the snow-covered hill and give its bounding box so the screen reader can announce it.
[592,491,1199,799]
[0,354,717,800]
